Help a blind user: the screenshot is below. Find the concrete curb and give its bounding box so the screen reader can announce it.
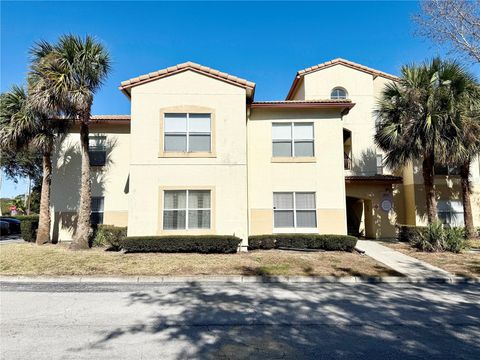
[1,275,479,284]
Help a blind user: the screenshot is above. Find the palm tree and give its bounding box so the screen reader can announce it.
[0,85,67,244]
[437,72,480,238]
[375,59,467,224]
[29,35,111,250]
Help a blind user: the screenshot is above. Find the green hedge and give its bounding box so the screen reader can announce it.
[16,216,39,242]
[396,225,428,243]
[93,225,127,250]
[248,234,358,252]
[120,235,242,253]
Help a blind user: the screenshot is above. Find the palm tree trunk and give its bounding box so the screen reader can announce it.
[70,115,92,250]
[460,159,475,239]
[36,152,52,245]
[422,153,437,224]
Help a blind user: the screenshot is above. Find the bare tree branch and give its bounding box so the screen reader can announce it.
[414,0,480,63]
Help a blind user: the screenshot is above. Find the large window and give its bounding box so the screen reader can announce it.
[91,197,104,225]
[164,113,211,152]
[163,190,211,230]
[273,192,316,228]
[89,136,106,166]
[331,87,348,100]
[434,164,461,176]
[272,123,314,157]
[437,200,464,227]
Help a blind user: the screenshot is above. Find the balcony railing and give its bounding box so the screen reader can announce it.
[344,153,352,170]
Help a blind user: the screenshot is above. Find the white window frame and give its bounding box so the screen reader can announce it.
[273,192,317,232]
[164,113,211,153]
[163,190,211,230]
[437,200,464,227]
[272,122,314,157]
[330,87,348,100]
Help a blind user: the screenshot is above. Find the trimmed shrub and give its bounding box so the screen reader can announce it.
[93,225,127,250]
[247,235,276,250]
[248,234,358,252]
[120,235,242,253]
[396,224,428,243]
[16,215,40,242]
[411,221,466,253]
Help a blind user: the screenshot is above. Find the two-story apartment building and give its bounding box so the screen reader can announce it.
[50,59,480,246]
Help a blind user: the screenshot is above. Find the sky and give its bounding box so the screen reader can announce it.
[1,1,479,198]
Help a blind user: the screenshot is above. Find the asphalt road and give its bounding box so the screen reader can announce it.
[1,281,479,359]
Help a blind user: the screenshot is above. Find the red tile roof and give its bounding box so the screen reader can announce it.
[345,175,403,184]
[90,115,130,124]
[250,99,355,114]
[119,61,255,99]
[286,58,399,100]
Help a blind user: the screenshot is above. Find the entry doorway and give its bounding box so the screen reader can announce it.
[346,196,374,238]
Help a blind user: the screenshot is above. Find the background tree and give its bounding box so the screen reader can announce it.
[0,85,67,244]
[415,0,480,63]
[375,59,468,224]
[0,147,42,215]
[29,35,111,250]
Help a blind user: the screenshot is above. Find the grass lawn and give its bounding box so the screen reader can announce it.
[381,241,480,278]
[0,243,401,277]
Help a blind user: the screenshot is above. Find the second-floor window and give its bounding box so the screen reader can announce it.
[164,113,211,152]
[272,122,314,157]
[89,136,107,166]
[331,87,348,100]
[434,164,460,176]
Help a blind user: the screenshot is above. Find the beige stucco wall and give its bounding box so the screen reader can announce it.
[406,157,480,227]
[50,124,130,241]
[293,64,397,177]
[127,70,249,244]
[248,108,347,235]
[345,183,399,239]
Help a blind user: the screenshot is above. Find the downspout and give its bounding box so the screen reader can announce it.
[244,104,251,251]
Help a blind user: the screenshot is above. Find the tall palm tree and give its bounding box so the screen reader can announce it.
[437,71,480,238]
[29,35,111,250]
[375,59,466,224]
[0,85,67,244]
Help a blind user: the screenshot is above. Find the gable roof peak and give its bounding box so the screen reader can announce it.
[287,58,399,99]
[119,61,256,99]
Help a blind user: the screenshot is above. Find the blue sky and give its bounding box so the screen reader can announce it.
[1,1,478,198]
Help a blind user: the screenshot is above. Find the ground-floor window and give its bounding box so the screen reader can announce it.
[163,190,211,230]
[91,197,104,225]
[437,200,464,227]
[273,192,316,228]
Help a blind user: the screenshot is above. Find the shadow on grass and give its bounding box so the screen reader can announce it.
[68,282,480,359]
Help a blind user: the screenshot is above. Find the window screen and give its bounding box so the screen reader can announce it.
[164,113,211,152]
[272,123,314,157]
[163,190,211,230]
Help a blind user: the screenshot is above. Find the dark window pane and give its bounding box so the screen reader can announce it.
[163,210,186,229]
[89,150,106,166]
[90,212,103,225]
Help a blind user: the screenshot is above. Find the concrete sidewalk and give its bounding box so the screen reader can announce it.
[356,240,453,279]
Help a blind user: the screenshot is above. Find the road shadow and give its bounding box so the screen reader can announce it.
[69,282,480,359]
